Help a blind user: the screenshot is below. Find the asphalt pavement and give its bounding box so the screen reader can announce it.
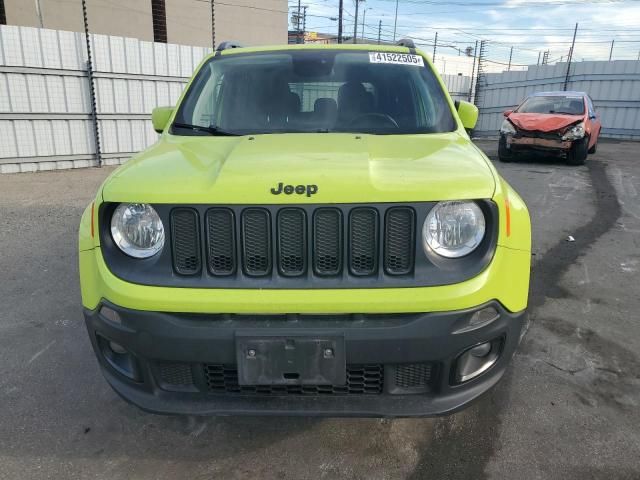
[0,139,638,479]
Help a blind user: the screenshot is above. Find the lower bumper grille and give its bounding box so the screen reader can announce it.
[203,364,384,395]
[155,362,438,396]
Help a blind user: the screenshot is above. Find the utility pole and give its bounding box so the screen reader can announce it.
[393,0,399,41]
[338,0,343,43]
[362,8,370,40]
[564,22,578,91]
[508,46,513,71]
[433,32,438,62]
[302,5,307,43]
[609,39,614,61]
[297,0,302,44]
[537,51,541,65]
[353,0,360,44]
[377,20,382,44]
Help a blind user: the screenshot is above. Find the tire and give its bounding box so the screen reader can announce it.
[588,141,597,154]
[498,135,513,163]
[567,137,589,166]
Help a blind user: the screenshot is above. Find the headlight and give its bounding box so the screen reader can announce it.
[499,119,516,135]
[562,122,585,140]
[110,203,165,258]
[423,201,486,258]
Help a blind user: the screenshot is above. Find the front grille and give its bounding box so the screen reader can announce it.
[349,208,379,275]
[171,208,201,275]
[169,204,419,281]
[206,208,236,275]
[385,207,415,275]
[203,364,384,395]
[313,208,343,275]
[277,209,306,275]
[242,209,272,276]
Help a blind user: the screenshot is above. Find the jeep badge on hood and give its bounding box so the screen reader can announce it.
[270,182,318,197]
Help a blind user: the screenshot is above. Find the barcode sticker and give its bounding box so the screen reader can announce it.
[369,52,424,66]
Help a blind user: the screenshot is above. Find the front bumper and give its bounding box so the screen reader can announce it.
[505,134,572,151]
[84,301,526,417]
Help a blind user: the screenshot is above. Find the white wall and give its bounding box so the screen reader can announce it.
[0,25,210,173]
[0,25,481,174]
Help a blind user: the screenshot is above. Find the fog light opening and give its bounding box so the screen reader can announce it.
[96,334,141,382]
[453,337,503,384]
[109,341,127,355]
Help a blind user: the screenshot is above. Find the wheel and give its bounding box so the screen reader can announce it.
[567,137,589,165]
[588,141,597,154]
[498,135,513,162]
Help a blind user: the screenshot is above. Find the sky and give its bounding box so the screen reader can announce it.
[287,0,640,65]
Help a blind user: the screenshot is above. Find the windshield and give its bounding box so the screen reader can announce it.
[172,50,456,135]
[517,95,585,115]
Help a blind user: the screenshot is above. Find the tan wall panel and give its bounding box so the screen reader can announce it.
[4,0,287,46]
[4,0,153,41]
[214,0,287,47]
[165,0,212,47]
[4,0,40,27]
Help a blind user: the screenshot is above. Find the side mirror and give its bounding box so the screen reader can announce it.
[456,100,478,129]
[503,109,513,117]
[152,106,175,133]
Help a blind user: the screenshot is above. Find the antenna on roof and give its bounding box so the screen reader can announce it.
[216,41,245,52]
[395,39,416,49]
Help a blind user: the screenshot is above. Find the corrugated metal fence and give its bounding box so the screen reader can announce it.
[473,60,640,139]
[0,25,209,173]
[441,74,471,103]
[4,26,636,173]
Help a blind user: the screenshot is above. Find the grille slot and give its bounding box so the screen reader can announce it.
[384,207,415,275]
[241,208,271,276]
[277,209,307,276]
[206,208,236,275]
[158,363,194,387]
[394,363,433,389]
[204,364,384,395]
[313,208,343,276]
[171,208,201,275]
[349,208,379,275]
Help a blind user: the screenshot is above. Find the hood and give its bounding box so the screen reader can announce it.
[508,112,584,133]
[102,133,496,204]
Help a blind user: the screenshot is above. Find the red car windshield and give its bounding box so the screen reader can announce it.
[517,96,585,115]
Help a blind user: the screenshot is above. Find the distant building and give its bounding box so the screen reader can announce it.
[0,0,287,47]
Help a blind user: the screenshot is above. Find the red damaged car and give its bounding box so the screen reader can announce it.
[498,91,601,165]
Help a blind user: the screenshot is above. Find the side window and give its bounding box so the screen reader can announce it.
[193,71,223,127]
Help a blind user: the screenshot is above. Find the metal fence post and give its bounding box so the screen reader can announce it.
[563,23,578,91]
[468,40,478,102]
[81,0,102,167]
[211,0,215,49]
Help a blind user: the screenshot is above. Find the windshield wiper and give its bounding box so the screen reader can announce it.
[548,110,576,115]
[172,122,239,136]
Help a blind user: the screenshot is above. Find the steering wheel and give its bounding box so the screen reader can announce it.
[350,113,400,129]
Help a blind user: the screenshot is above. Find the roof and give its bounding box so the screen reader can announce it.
[531,91,588,97]
[213,43,420,58]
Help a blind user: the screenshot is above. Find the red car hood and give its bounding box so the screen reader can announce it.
[508,113,583,133]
